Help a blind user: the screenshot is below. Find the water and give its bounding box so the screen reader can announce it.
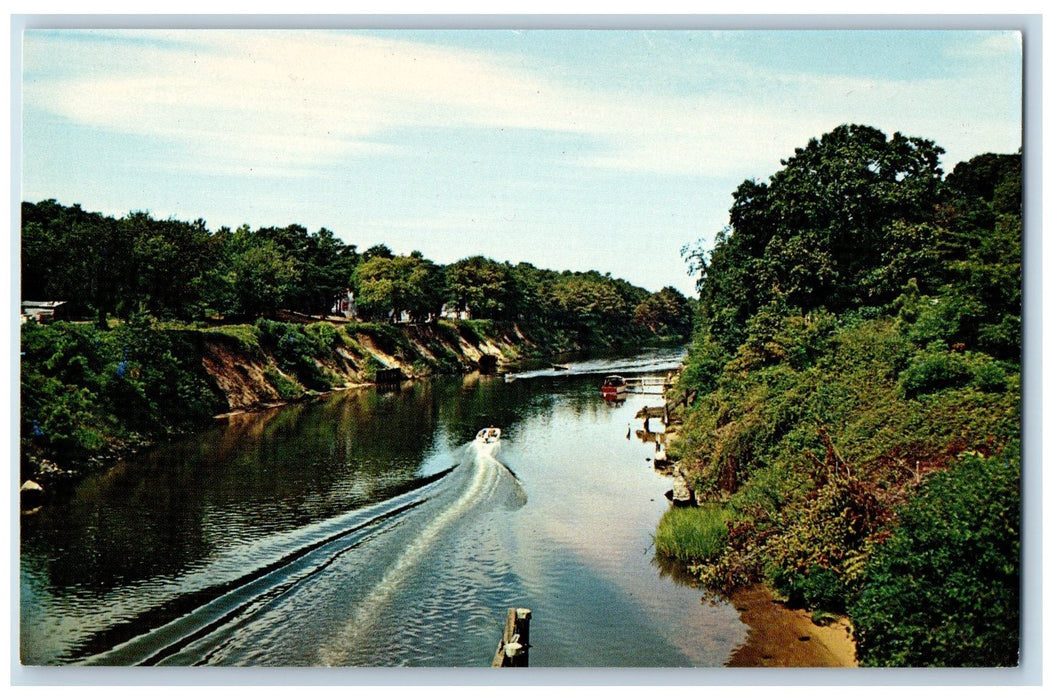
[20,347,748,667]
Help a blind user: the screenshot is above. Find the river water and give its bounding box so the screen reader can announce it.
[20,347,748,667]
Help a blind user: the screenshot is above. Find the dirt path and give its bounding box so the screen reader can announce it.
[727,584,858,667]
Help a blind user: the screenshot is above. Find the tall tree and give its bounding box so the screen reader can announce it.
[445,256,517,320]
[633,286,693,339]
[692,124,947,351]
[353,252,446,322]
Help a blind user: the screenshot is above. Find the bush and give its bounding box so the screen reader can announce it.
[897,344,970,398]
[850,450,1020,667]
[20,319,228,467]
[255,319,334,390]
[771,564,847,612]
[264,368,304,400]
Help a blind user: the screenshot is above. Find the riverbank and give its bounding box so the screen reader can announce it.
[727,584,857,667]
[654,372,857,668]
[20,317,530,498]
[21,316,681,502]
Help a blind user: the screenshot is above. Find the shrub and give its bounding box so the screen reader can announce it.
[850,450,1020,667]
[897,344,971,398]
[255,319,334,390]
[264,368,304,400]
[771,564,847,612]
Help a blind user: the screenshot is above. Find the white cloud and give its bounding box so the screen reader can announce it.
[24,29,1022,181]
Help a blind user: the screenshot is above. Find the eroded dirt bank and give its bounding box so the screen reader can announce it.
[200,319,537,415]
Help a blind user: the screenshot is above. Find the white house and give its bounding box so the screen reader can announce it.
[21,301,66,324]
[331,289,357,319]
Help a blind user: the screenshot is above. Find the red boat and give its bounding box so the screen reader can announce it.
[600,375,627,400]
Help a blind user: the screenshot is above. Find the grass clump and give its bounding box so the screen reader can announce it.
[264,368,304,401]
[654,504,729,562]
[205,324,261,353]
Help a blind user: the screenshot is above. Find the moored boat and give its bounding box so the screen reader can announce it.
[600,375,627,400]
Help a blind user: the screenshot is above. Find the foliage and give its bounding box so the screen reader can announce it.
[264,368,305,401]
[445,256,518,320]
[689,124,948,353]
[20,319,228,474]
[352,252,446,322]
[850,451,1020,667]
[255,319,337,390]
[21,200,676,359]
[668,126,1021,666]
[21,203,360,322]
[632,286,694,339]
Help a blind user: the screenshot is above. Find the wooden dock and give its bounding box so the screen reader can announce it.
[491,607,531,667]
[374,367,404,384]
[624,377,669,395]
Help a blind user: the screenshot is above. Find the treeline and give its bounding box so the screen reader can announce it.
[666,125,1021,666]
[21,200,693,349]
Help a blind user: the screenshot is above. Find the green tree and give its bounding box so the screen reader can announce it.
[208,225,300,318]
[632,286,693,339]
[353,252,446,322]
[123,213,212,319]
[693,124,947,352]
[21,200,128,325]
[445,256,517,319]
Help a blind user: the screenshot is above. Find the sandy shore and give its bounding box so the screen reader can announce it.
[727,584,858,667]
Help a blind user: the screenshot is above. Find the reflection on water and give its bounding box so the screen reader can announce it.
[21,347,747,667]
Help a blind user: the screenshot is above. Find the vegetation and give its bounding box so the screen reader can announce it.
[850,450,1020,666]
[21,198,693,490]
[21,200,690,353]
[670,124,1021,666]
[20,317,229,479]
[654,504,730,562]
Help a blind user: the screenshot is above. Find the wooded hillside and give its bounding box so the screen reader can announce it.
[668,124,1021,667]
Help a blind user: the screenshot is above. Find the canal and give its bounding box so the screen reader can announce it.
[20,347,748,667]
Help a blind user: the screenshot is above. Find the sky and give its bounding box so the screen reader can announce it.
[18,27,1023,296]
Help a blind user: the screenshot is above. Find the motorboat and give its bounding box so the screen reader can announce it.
[476,427,501,444]
[601,375,627,400]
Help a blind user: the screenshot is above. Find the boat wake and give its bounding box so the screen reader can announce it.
[506,347,685,382]
[316,438,525,666]
[64,434,527,666]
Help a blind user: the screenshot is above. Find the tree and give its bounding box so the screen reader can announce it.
[123,213,211,319]
[694,124,948,352]
[445,256,517,319]
[21,200,128,325]
[353,252,446,322]
[632,286,693,339]
[207,225,300,318]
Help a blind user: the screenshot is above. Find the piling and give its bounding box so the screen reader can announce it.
[491,607,531,667]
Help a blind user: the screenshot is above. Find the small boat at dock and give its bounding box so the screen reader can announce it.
[476,427,502,444]
[601,375,627,400]
[552,364,569,371]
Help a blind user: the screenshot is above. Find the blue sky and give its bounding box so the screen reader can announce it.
[19,28,1022,295]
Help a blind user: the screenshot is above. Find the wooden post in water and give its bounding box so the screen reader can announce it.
[491,607,531,667]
